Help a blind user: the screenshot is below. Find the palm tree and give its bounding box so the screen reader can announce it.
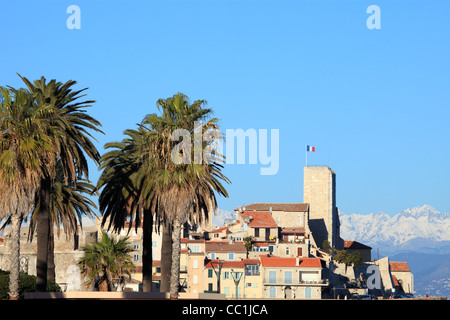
[27,160,97,282]
[97,93,229,297]
[97,127,155,292]
[143,93,230,299]
[78,231,135,291]
[0,87,49,299]
[16,75,103,292]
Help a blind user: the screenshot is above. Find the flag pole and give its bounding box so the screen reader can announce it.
[305,145,307,167]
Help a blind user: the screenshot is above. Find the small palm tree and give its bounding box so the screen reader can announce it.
[78,232,136,291]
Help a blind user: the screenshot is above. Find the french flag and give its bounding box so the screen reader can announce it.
[306,145,315,152]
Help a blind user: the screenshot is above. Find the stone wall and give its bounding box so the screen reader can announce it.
[303,166,340,249]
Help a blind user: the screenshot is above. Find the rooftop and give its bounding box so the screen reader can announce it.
[205,241,247,253]
[240,211,277,228]
[259,255,322,268]
[280,227,306,234]
[343,240,372,250]
[390,261,411,272]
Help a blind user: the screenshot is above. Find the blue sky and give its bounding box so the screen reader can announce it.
[1,1,449,216]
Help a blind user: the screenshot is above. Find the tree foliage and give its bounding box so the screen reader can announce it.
[333,249,364,269]
[0,270,61,300]
[77,232,135,291]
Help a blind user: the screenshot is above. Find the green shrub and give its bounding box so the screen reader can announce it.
[0,270,61,300]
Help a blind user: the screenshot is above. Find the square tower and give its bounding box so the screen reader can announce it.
[303,166,342,250]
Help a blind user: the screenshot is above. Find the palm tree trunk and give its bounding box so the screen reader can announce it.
[36,178,51,292]
[169,217,181,299]
[160,221,172,292]
[142,209,153,292]
[8,213,23,300]
[47,231,55,283]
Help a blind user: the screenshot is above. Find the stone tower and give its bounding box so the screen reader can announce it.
[303,166,342,250]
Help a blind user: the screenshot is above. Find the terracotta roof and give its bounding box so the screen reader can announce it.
[205,241,247,253]
[243,259,260,265]
[260,255,322,268]
[343,240,372,250]
[210,226,230,233]
[236,203,309,212]
[187,239,206,243]
[205,259,245,269]
[280,227,305,234]
[152,260,161,267]
[241,211,277,228]
[392,275,400,287]
[390,261,411,272]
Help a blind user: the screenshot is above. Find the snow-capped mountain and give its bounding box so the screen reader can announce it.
[339,205,450,254]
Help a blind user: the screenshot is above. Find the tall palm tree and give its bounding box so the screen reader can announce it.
[0,87,50,299]
[97,127,155,292]
[78,231,135,291]
[98,93,229,298]
[27,160,97,282]
[17,75,103,292]
[143,93,230,299]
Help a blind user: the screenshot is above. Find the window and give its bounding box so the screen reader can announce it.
[285,246,290,255]
[210,253,216,259]
[245,264,260,276]
[305,286,312,298]
[297,214,302,226]
[269,286,276,298]
[269,271,276,283]
[285,271,292,284]
[133,254,139,261]
[228,253,235,260]
[265,228,271,241]
[224,287,230,296]
[254,228,260,237]
[190,245,201,253]
[208,269,213,278]
[208,283,213,292]
[134,244,140,250]
[152,241,157,247]
[223,272,230,280]
[192,259,198,269]
[193,275,198,285]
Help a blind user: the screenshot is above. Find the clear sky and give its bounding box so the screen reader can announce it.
[1,1,449,216]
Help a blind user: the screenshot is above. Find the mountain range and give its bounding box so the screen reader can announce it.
[339,204,450,298]
[339,204,450,255]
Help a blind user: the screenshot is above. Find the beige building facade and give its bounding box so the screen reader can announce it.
[260,255,326,299]
[303,166,343,249]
